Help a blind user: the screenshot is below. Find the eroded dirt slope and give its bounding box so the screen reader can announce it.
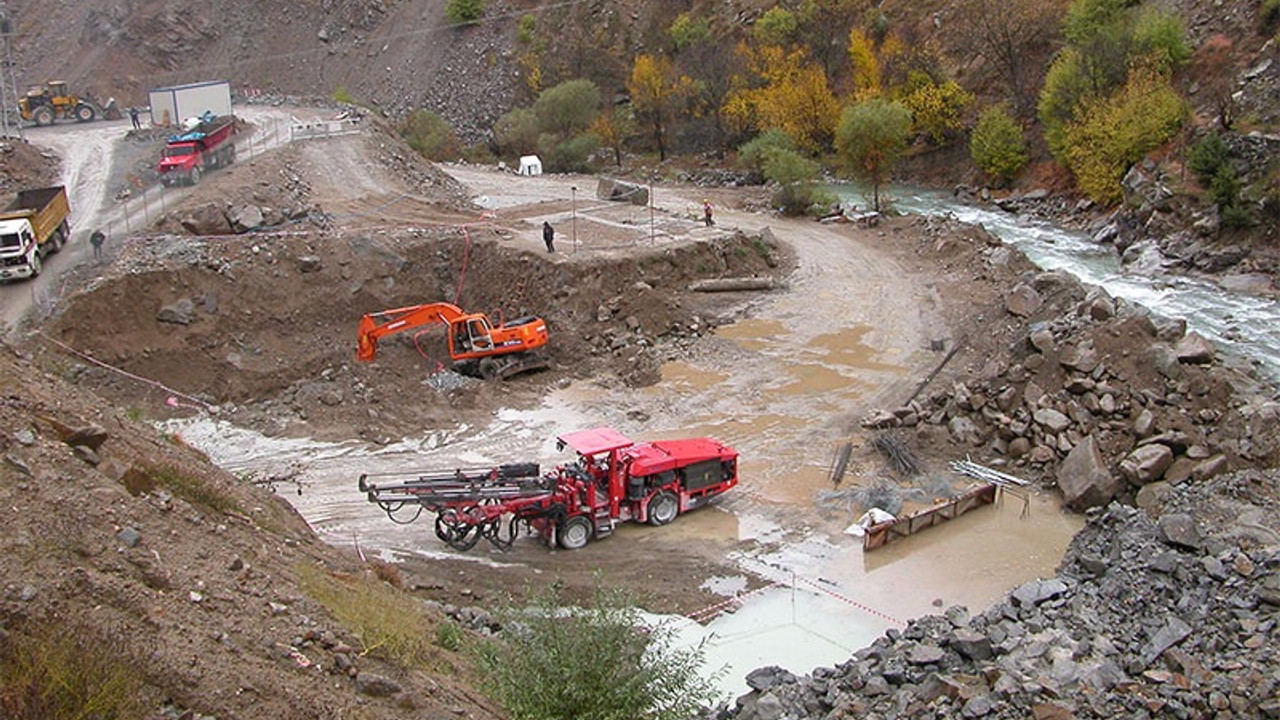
[0,346,505,719]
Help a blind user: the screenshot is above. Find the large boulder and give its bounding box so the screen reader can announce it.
[1005,284,1043,317]
[180,203,232,235]
[1057,435,1119,510]
[228,204,265,233]
[596,177,649,206]
[1175,331,1215,364]
[1120,443,1174,485]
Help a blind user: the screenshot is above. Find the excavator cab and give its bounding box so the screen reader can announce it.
[449,316,493,354]
[466,317,493,350]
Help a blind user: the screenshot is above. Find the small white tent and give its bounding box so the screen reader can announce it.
[518,155,543,176]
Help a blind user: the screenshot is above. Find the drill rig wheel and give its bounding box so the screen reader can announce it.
[647,490,679,526]
[435,509,482,551]
[558,515,592,550]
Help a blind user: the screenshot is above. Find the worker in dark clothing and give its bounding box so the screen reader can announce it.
[128,107,141,130]
[89,229,106,261]
[542,221,556,253]
[703,200,714,227]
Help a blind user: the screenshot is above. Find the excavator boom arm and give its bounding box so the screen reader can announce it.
[356,302,466,362]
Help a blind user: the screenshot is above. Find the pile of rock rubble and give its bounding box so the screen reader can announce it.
[862,225,1280,512]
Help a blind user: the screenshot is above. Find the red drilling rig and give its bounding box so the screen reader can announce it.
[359,427,739,551]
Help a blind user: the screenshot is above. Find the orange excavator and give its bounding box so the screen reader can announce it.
[356,302,550,380]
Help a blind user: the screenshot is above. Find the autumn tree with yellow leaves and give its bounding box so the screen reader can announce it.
[723,44,840,153]
[628,53,694,161]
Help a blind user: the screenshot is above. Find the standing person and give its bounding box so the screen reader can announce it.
[89,229,105,261]
[128,107,141,130]
[703,200,714,227]
[542,221,556,253]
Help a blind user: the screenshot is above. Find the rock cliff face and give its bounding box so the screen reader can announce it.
[729,471,1280,720]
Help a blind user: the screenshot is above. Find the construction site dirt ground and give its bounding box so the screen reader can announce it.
[14,110,1086,626]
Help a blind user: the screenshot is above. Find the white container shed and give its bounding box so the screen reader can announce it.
[518,155,543,176]
[148,80,233,127]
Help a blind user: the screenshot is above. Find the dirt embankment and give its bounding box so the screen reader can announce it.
[0,346,506,720]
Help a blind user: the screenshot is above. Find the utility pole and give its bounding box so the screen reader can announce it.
[0,2,22,141]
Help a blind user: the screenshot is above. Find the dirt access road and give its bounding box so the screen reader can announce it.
[0,108,294,336]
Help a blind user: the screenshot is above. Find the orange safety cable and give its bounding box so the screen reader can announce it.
[40,333,214,411]
[453,212,494,305]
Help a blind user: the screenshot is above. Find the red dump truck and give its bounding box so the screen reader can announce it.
[157,114,237,186]
[0,186,71,281]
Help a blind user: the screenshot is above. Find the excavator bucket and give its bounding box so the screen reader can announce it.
[356,316,378,362]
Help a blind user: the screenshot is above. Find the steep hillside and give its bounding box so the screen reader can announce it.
[0,345,505,719]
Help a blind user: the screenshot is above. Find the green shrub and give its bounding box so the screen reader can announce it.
[669,12,711,51]
[445,0,484,26]
[517,14,536,44]
[737,129,798,176]
[533,79,601,137]
[1038,48,1095,162]
[402,109,460,161]
[1262,0,1280,29]
[1132,8,1191,69]
[1187,132,1249,225]
[1210,168,1244,210]
[493,107,539,157]
[835,97,913,212]
[538,132,600,173]
[1061,65,1185,204]
[0,623,150,719]
[1063,0,1133,46]
[435,619,465,651]
[333,85,355,105]
[753,7,797,45]
[1220,201,1254,228]
[474,586,720,720]
[1189,132,1231,184]
[761,147,832,216]
[970,105,1028,184]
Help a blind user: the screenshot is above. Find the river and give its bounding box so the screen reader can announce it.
[832,183,1280,382]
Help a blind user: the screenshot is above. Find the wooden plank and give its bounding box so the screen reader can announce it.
[862,483,998,551]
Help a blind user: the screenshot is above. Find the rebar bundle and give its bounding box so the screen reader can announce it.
[873,431,920,477]
[949,457,1030,487]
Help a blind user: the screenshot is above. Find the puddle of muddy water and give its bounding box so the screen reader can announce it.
[714,317,788,352]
